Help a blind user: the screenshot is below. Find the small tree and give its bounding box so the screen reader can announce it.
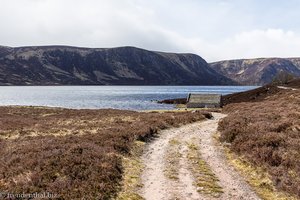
[272,71,295,84]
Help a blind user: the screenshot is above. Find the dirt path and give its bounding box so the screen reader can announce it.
[277,86,298,91]
[140,113,260,200]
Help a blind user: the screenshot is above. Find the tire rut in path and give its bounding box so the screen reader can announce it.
[139,112,260,200]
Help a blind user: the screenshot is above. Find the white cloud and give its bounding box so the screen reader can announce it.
[202,29,300,62]
[0,0,300,62]
[137,28,300,62]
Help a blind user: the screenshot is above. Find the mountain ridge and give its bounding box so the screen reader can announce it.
[210,57,300,85]
[2,45,300,86]
[0,45,235,86]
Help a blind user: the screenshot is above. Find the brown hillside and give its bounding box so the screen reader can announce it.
[222,78,300,105]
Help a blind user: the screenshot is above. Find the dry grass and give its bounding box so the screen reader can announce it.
[222,78,300,106]
[115,141,145,200]
[164,139,182,180]
[187,140,223,197]
[224,146,297,200]
[0,106,210,199]
[219,88,300,198]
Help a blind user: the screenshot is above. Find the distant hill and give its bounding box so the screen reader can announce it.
[210,58,300,85]
[0,45,234,85]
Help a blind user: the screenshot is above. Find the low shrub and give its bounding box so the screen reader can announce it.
[0,107,209,199]
[219,89,300,197]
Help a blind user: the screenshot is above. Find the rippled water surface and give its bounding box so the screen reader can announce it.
[0,86,257,110]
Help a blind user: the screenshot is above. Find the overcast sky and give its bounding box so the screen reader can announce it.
[1,0,300,62]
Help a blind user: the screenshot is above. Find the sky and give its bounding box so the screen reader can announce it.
[1,0,300,62]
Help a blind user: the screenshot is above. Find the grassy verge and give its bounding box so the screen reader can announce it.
[214,129,296,200]
[164,139,182,180]
[115,141,145,200]
[187,140,223,197]
[224,146,297,200]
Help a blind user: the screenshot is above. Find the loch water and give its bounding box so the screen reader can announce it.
[0,86,257,110]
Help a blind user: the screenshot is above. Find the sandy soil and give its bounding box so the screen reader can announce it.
[140,113,260,200]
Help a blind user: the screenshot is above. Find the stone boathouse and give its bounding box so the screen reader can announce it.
[186,93,222,108]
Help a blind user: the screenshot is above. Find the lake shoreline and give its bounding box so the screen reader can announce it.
[0,85,257,110]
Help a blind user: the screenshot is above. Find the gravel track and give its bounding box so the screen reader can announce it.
[140,113,260,200]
